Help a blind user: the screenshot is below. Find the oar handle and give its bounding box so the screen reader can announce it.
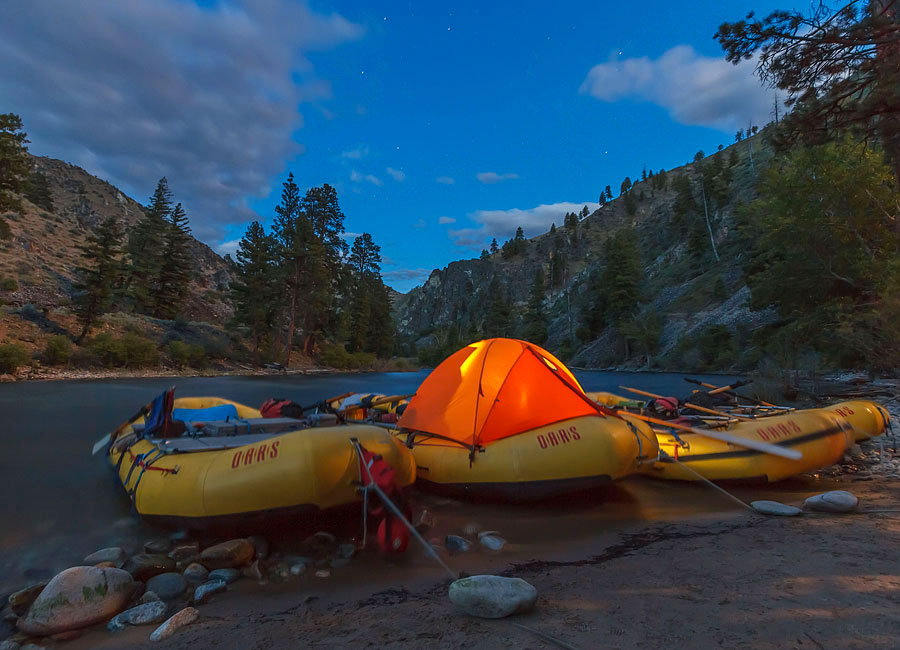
[618,385,664,400]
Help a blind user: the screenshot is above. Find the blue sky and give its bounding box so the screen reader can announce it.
[2,0,784,291]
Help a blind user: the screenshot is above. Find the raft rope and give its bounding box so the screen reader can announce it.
[350,439,457,580]
[657,450,753,511]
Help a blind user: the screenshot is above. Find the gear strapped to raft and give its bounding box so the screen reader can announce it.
[351,439,411,554]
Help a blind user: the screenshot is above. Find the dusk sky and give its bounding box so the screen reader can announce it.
[1,0,784,292]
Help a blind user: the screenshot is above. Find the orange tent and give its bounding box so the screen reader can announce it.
[399,338,607,450]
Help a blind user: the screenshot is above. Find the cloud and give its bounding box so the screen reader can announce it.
[0,1,363,242]
[438,216,456,224]
[412,218,426,229]
[477,172,520,184]
[449,201,599,249]
[386,167,405,182]
[350,170,383,186]
[216,239,241,256]
[340,145,369,160]
[383,267,430,282]
[436,176,455,185]
[340,231,362,240]
[579,45,779,131]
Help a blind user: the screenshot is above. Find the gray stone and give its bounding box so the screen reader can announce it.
[107,601,167,631]
[751,500,803,516]
[445,535,472,554]
[149,606,198,642]
[8,582,47,616]
[414,509,435,532]
[479,534,507,552]
[145,573,187,600]
[183,563,209,583]
[336,544,356,559]
[199,539,254,569]
[168,542,200,563]
[314,569,330,578]
[804,490,859,513]
[122,554,175,581]
[289,563,306,576]
[17,566,134,636]
[247,536,269,560]
[0,640,20,650]
[169,530,190,542]
[193,580,226,605]
[144,539,171,555]
[448,575,537,619]
[82,547,125,567]
[208,569,240,584]
[139,591,162,604]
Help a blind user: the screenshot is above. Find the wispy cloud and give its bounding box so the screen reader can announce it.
[436,176,455,185]
[0,1,363,242]
[580,45,779,131]
[449,201,599,249]
[216,239,241,256]
[438,216,456,224]
[412,218,426,229]
[350,170,383,186]
[386,167,406,182]
[340,145,370,160]
[340,231,362,240]
[383,267,431,283]
[477,172,520,184]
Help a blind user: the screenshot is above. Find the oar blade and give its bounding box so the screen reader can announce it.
[691,427,802,460]
[91,433,111,456]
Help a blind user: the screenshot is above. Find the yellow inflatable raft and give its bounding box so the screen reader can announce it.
[107,397,415,529]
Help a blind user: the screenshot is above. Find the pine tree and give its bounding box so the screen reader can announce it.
[605,185,613,201]
[620,177,632,194]
[490,238,499,254]
[154,202,194,318]
[623,191,637,216]
[24,170,53,212]
[483,275,511,338]
[272,173,307,364]
[0,113,30,214]
[523,268,548,344]
[127,178,171,313]
[231,221,279,356]
[581,205,589,218]
[73,215,124,342]
[480,249,489,260]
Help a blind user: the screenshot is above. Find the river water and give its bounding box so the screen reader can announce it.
[3,369,829,595]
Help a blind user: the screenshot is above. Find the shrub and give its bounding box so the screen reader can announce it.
[0,218,10,241]
[0,343,28,373]
[188,344,207,368]
[166,340,190,367]
[89,332,127,366]
[44,335,73,365]
[71,346,101,369]
[121,333,158,367]
[0,276,17,291]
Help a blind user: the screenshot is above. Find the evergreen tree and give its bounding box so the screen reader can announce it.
[0,113,29,214]
[620,177,632,194]
[581,205,589,218]
[564,212,577,229]
[154,202,194,318]
[73,216,124,342]
[623,191,637,216]
[24,170,53,212]
[490,238,499,254]
[272,173,308,364]
[605,185,613,201]
[231,221,279,356]
[483,275,511,337]
[523,268,548,344]
[127,178,171,313]
[480,249,489,260]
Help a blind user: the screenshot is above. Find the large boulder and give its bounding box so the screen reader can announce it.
[17,566,134,636]
[448,575,537,619]
[199,539,254,569]
[804,490,858,513]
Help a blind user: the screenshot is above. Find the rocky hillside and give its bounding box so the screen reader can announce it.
[395,131,778,369]
[0,154,231,322]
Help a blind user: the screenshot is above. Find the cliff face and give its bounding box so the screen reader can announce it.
[0,154,231,322]
[394,133,778,368]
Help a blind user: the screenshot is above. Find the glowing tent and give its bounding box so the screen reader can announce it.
[399,338,609,451]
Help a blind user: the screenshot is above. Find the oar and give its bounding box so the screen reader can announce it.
[617,385,753,421]
[91,398,156,456]
[626,411,802,460]
[315,391,357,410]
[684,377,779,408]
[338,393,415,415]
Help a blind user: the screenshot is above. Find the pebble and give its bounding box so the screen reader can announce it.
[145,572,187,600]
[0,641,19,650]
[804,490,859,513]
[8,582,48,616]
[183,563,209,583]
[247,536,269,560]
[107,601,167,631]
[314,569,331,578]
[445,535,472,554]
[193,580,226,605]
[414,509,435,532]
[123,554,176,581]
[479,534,507,552]
[83,547,125,567]
[336,544,356,560]
[751,500,803,516]
[17,566,134,636]
[169,530,190,542]
[290,563,307,577]
[139,591,162,604]
[144,538,172,555]
[208,568,241,584]
[448,575,538,619]
[168,542,200,563]
[242,560,264,582]
[149,606,198,642]
[199,539,254,569]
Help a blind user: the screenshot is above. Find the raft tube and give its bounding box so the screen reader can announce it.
[107,397,415,529]
[399,413,659,501]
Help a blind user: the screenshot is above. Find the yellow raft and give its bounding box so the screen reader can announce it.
[107,397,416,529]
[399,413,659,500]
[588,392,888,482]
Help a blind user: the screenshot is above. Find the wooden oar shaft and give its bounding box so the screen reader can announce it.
[618,385,663,400]
[324,391,356,406]
[688,378,776,408]
[684,401,754,421]
[625,411,802,460]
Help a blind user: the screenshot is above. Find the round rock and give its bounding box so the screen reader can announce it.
[144,538,171,555]
[145,572,187,600]
[448,575,537,619]
[182,563,209,583]
[149,606,198,642]
[17,566,135,636]
[193,580,226,605]
[82,547,125,567]
[804,490,859,513]
[445,535,472,554]
[123,554,175,581]
[199,539,254,569]
[107,601,167,631]
[208,568,240,584]
[751,500,803,516]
